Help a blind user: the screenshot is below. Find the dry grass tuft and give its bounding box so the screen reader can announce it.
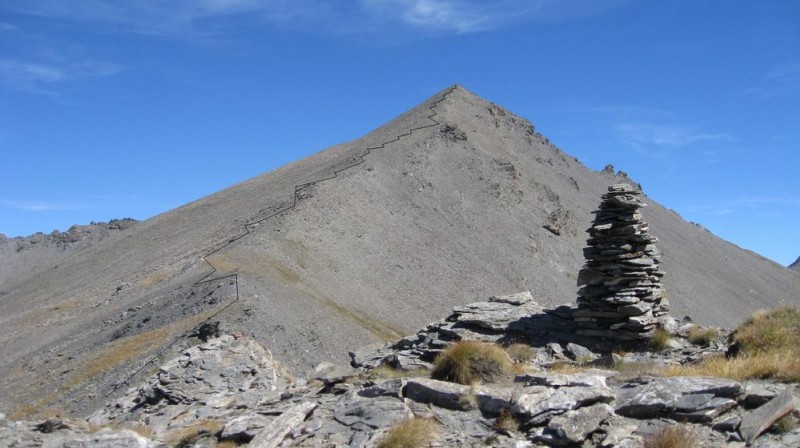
[369,364,430,380]
[665,306,800,382]
[504,343,534,363]
[772,413,798,434]
[546,361,586,374]
[377,418,439,448]
[492,409,520,433]
[120,422,156,439]
[164,420,225,448]
[733,305,800,355]
[643,424,698,448]
[649,327,672,352]
[612,361,663,380]
[216,441,240,448]
[432,341,514,385]
[664,351,800,382]
[687,326,719,346]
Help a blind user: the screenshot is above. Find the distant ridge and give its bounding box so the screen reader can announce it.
[791,256,800,272]
[1,86,798,418]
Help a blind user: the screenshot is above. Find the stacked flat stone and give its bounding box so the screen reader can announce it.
[572,184,668,341]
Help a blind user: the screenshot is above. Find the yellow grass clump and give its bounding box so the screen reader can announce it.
[686,326,719,346]
[733,305,800,355]
[164,420,225,447]
[643,424,698,448]
[369,364,430,380]
[503,343,534,363]
[666,306,800,382]
[649,327,672,352]
[377,418,439,448]
[432,341,514,385]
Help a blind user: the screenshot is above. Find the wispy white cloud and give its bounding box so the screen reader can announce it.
[0,59,123,93]
[364,0,626,33]
[0,199,88,212]
[741,62,800,98]
[618,124,733,147]
[1,0,624,37]
[364,0,491,33]
[685,195,800,217]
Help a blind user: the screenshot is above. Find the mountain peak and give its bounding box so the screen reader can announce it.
[1,86,798,418]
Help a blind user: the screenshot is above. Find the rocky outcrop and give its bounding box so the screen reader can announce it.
[2,294,798,447]
[790,256,800,272]
[573,184,668,341]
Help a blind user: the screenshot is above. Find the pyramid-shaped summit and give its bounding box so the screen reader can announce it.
[1,85,798,417]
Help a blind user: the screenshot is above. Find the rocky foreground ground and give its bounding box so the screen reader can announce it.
[2,293,798,447]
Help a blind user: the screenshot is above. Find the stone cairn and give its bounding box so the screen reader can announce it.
[572,184,668,341]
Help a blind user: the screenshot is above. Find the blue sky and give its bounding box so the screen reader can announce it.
[0,1,798,266]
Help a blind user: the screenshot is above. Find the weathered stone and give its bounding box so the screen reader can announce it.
[615,376,742,420]
[89,334,291,436]
[743,381,785,408]
[490,291,534,305]
[43,429,157,448]
[712,415,742,432]
[674,397,737,423]
[587,353,622,368]
[310,362,358,386]
[333,396,412,430]
[597,420,640,448]
[358,379,406,398]
[404,378,512,416]
[739,387,799,445]
[221,414,270,442]
[515,370,615,389]
[546,343,565,358]
[473,385,514,416]
[451,301,536,332]
[513,384,614,421]
[349,344,393,369]
[565,343,597,361]
[534,403,613,446]
[404,378,474,411]
[249,401,317,448]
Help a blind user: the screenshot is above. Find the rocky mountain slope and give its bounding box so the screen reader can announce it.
[790,257,800,272]
[0,218,137,296]
[1,86,798,419]
[3,293,798,447]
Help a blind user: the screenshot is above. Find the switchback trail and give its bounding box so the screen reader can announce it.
[107,86,457,395]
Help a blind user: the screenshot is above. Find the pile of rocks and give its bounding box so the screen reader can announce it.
[572,184,668,341]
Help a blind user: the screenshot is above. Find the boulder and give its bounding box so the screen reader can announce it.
[249,401,317,448]
[404,378,513,415]
[221,414,270,442]
[513,384,614,422]
[615,376,742,420]
[533,403,613,446]
[515,370,615,389]
[43,429,158,448]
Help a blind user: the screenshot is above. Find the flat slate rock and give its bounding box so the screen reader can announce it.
[739,387,799,445]
[534,402,614,446]
[615,376,742,419]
